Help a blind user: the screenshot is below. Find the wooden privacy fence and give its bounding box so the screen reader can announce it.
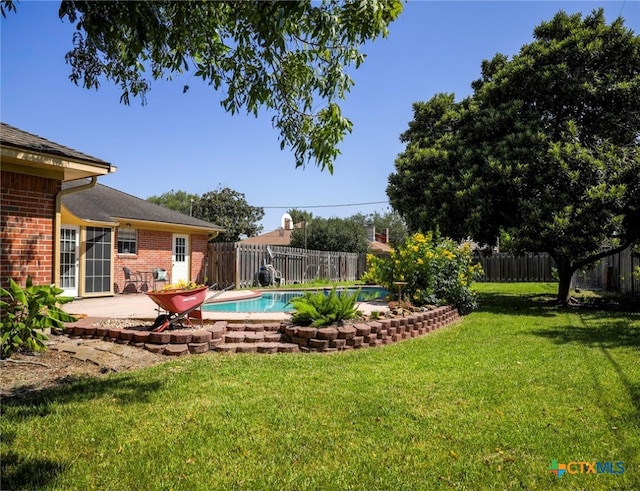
[477,248,638,295]
[209,244,637,295]
[208,243,363,289]
[476,252,556,282]
[573,246,640,295]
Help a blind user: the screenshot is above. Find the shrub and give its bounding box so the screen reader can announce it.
[0,277,77,358]
[364,232,483,314]
[287,287,362,327]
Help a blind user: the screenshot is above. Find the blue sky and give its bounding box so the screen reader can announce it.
[2,1,638,232]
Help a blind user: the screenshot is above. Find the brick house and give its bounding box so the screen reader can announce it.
[1,122,223,298]
[61,182,223,297]
[1,122,114,289]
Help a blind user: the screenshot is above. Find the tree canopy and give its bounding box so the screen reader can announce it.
[287,208,314,227]
[387,9,640,304]
[147,190,200,217]
[1,0,402,172]
[287,208,408,247]
[198,187,265,242]
[148,187,264,242]
[290,216,369,253]
[349,210,408,247]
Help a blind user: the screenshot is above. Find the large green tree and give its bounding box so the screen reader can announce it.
[147,190,200,217]
[290,216,369,253]
[387,10,640,304]
[287,208,314,227]
[1,0,402,172]
[349,210,408,248]
[148,188,264,242]
[197,187,264,242]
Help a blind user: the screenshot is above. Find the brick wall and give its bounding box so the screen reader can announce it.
[113,230,210,293]
[191,234,209,284]
[1,170,59,287]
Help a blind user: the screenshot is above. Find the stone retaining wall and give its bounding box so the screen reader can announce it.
[281,305,459,353]
[63,305,460,356]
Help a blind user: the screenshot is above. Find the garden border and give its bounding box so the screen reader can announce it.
[63,305,460,356]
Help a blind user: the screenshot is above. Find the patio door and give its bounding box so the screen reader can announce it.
[172,234,190,284]
[60,226,79,297]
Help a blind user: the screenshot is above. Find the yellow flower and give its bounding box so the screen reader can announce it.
[441,250,455,260]
[160,280,203,292]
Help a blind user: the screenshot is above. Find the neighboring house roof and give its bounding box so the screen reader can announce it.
[240,228,294,246]
[62,181,225,232]
[369,240,392,254]
[1,122,115,179]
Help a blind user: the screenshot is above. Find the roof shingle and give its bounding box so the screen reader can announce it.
[62,181,224,231]
[1,122,112,168]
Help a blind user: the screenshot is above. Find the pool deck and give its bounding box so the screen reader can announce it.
[63,289,389,323]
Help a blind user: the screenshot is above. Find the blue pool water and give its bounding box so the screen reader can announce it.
[202,287,388,313]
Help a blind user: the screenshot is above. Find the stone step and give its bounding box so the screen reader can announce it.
[222,331,283,344]
[214,342,299,354]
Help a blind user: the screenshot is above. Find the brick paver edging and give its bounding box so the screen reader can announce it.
[63,305,460,356]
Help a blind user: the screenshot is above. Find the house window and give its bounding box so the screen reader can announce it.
[117,228,137,255]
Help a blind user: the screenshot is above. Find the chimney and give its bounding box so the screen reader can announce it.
[366,225,375,242]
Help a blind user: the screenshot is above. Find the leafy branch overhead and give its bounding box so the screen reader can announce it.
[1,0,403,172]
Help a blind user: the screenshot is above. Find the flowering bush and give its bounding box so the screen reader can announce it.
[159,280,204,292]
[362,232,483,314]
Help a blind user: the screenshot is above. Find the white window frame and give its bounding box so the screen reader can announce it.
[117,228,138,255]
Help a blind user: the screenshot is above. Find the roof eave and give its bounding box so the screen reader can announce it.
[111,217,225,234]
[1,146,116,181]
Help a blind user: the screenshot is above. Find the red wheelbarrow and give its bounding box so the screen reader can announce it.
[146,284,234,332]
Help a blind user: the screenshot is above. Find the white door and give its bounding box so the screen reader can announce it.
[172,234,190,284]
[60,226,79,297]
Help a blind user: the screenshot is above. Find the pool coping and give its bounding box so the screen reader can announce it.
[64,287,390,324]
[205,286,389,303]
[201,287,391,319]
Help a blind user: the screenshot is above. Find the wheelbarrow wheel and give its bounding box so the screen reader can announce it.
[152,314,170,330]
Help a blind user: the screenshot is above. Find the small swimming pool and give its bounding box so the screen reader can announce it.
[202,287,388,313]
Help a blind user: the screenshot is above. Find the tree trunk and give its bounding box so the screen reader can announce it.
[555,257,574,306]
[551,243,633,305]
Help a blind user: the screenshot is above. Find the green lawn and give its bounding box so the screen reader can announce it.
[2,283,638,490]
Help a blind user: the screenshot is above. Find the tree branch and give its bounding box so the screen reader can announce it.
[572,241,630,272]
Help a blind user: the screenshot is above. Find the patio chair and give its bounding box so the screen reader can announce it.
[123,266,143,293]
[152,268,170,290]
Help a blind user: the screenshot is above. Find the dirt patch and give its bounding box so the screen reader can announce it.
[0,331,167,398]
